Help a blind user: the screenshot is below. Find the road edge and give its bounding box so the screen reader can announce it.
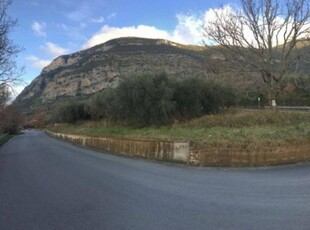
[46,130,310,167]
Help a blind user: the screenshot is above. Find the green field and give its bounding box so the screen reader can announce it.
[48,110,310,148]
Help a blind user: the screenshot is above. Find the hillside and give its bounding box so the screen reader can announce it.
[15,37,310,116]
[15,37,210,112]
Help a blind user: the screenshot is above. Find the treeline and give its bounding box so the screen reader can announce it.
[277,74,310,106]
[0,85,23,134]
[53,74,236,126]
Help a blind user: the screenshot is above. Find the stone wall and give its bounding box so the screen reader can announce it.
[47,131,310,167]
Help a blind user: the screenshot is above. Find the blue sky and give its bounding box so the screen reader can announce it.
[8,0,240,95]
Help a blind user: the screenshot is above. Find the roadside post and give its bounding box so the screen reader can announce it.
[272,99,277,111]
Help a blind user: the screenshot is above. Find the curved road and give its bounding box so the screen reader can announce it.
[0,130,309,230]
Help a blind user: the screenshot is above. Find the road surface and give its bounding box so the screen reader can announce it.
[0,130,309,230]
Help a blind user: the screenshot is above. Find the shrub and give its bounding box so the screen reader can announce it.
[173,78,204,118]
[55,102,90,123]
[204,83,236,112]
[89,89,121,122]
[117,73,175,126]
[62,74,237,127]
[0,105,23,134]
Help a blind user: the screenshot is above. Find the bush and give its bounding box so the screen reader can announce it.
[55,102,90,123]
[28,110,48,128]
[173,78,236,117]
[117,73,175,126]
[0,105,23,134]
[58,74,237,127]
[89,89,121,122]
[206,83,236,112]
[173,78,204,118]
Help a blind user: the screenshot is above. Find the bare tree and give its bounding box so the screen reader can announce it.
[0,0,23,92]
[0,104,23,134]
[203,0,310,105]
[0,84,10,108]
[0,0,24,133]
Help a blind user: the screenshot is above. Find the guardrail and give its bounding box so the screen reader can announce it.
[265,106,310,112]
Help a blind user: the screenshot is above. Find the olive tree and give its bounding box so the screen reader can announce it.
[203,0,310,105]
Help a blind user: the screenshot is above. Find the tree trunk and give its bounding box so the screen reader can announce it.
[268,80,276,107]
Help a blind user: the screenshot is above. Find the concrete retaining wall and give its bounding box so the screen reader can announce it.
[190,143,310,167]
[47,131,190,163]
[47,131,310,167]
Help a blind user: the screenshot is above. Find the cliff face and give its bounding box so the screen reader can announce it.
[16,37,208,108]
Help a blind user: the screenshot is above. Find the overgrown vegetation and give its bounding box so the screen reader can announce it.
[48,110,310,148]
[0,0,23,89]
[277,73,310,105]
[53,73,236,126]
[0,105,23,134]
[0,134,12,147]
[203,0,310,106]
[0,85,24,134]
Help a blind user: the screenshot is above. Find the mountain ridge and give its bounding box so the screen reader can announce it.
[15,37,310,114]
[15,37,209,110]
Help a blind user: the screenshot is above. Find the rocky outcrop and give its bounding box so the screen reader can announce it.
[15,37,208,108]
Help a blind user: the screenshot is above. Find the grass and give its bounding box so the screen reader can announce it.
[48,110,310,148]
[0,134,12,147]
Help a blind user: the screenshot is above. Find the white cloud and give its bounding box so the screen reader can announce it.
[57,23,69,31]
[80,23,87,29]
[32,21,46,37]
[41,42,70,58]
[91,16,105,23]
[11,85,26,98]
[172,13,204,45]
[57,23,87,41]
[82,25,172,49]
[67,4,90,22]
[26,55,51,69]
[203,5,310,47]
[56,0,75,7]
[7,88,22,104]
[85,5,305,49]
[29,1,40,6]
[82,11,209,49]
[107,12,116,20]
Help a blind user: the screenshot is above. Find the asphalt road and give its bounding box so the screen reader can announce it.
[0,130,310,230]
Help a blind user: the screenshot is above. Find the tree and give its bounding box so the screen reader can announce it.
[117,73,175,126]
[0,0,23,92]
[0,84,10,108]
[203,0,310,105]
[0,0,24,134]
[0,105,23,134]
[55,102,90,123]
[173,78,205,118]
[28,110,48,128]
[89,89,121,121]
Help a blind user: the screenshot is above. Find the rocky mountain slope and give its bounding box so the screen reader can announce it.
[15,37,210,110]
[15,37,310,114]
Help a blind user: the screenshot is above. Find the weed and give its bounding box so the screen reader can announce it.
[0,134,12,147]
[47,110,310,148]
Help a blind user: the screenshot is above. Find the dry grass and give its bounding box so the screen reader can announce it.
[48,110,310,148]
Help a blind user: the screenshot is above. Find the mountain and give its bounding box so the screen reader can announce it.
[15,37,212,112]
[15,37,310,115]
